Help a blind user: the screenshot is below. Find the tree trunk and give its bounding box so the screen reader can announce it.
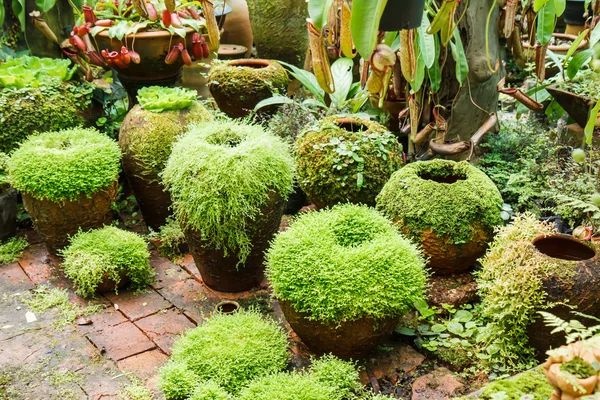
[25,0,73,58]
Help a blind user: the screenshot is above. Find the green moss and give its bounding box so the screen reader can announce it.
[0,152,9,188]
[189,381,233,400]
[160,309,289,396]
[309,355,361,399]
[478,369,553,400]
[0,236,27,265]
[266,204,427,324]
[208,60,289,98]
[61,226,153,298]
[121,102,212,176]
[0,82,93,153]
[137,86,197,112]
[296,116,402,208]
[376,159,503,245]
[8,127,121,203]
[117,381,154,400]
[162,120,294,262]
[560,357,596,379]
[148,217,186,261]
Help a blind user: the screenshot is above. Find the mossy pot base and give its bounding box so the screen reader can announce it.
[279,300,397,359]
[94,271,130,294]
[0,188,18,241]
[22,182,118,255]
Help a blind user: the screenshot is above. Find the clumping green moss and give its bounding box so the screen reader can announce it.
[296,115,403,208]
[475,214,580,371]
[122,101,212,176]
[161,120,294,262]
[159,309,289,397]
[0,83,92,153]
[208,60,289,99]
[266,204,428,324]
[8,127,121,203]
[478,368,553,400]
[61,226,153,298]
[376,159,503,245]
[309,355,361,399]
[148,217,186,261]
[189,381,233,400]
[0,152,9,188]
[117,381,154,400]
[0,237,28,265]
[560,357,597,379]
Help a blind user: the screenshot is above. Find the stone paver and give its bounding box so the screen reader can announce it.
[412,368,464,400]
[135,308,196,354]
[104,288,171,321]
[158,278,220,324]
[0,263,34,291]
[117,349,169,381]
[151,252,191,290]
[86,321,156,361]
[17,243,55,285]
[77,306,128,334]
[178,253,202,281]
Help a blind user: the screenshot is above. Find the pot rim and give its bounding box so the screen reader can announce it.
[521,33,587,51]
[96,27,196,39]
[531,233,596,260]
[226,58,272,68]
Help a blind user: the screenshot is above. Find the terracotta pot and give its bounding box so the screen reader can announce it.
[546,363,598,397]
[208,59,289,118]
[546,84,598,128]
[221,0,253,57]
[279,300,398,359]
[0,188,17,242]
[527,234,600,361]
[94,270,130,294]
[185,192,285,292]
[22,181,118,255]
[214,300,240,314]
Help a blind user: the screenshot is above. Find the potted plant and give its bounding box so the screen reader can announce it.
[296,115,403,209]
[119,86,212,230]
[7,127,121,254]
[0,152,17,241]
[208,59,290,118]
[376,159,503,275]
[158,309,289,398]
[266,204,428,358]
[161,120,294,292]
[546,69,599,128]
[61,226,154,297]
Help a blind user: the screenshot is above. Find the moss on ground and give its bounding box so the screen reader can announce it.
[477,368,553,400]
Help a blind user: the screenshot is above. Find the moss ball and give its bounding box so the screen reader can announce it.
[376,159,503,274]
[266,204,427,324]
[8,127,121,203]
[120,101,212,177]
[189,381,232,400]
[161,120,294,262]
[208,59,290,118]
[0,83,92,153]
[296,116,403,209]
[61,226,153,298]
[159,309,289,396]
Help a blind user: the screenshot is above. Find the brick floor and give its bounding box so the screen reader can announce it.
[157,278,220,324]
[0,263,34,291]
[135,308,196,354]
[117,349,169,381]
[77,306,128,334]
[86,321,156,361]
[104,288,172,321]
[151,252,191,290]
[17,243,55,285]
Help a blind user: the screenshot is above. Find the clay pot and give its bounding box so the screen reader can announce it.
[22,182,118,255]
[527,234,600,361]
[546,84,598,128]
[221,0,253,57]
[94,271,130,294]
[208,59,289,118]
[214,300,240,314]
[185,192,285,292]
[279,300,398,359]
[0,188,17,242]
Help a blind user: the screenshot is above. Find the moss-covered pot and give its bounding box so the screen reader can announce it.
[0,188,17,241]
[296,116,403,209]
[377,160,503,274]
[119,102,212,230]
[208,59,289,118]
[185,191,285,292]
[246,0,308,66]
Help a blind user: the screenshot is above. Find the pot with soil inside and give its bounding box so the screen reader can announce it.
[162,120,294,292]
[377,159,503,275]
[266,204,428,359]
[119,86,212,231]
[546,70,599,128]
[0,153,17,241]
[208,59,289,118]
[7,128,121,254]
[296,116,403,209]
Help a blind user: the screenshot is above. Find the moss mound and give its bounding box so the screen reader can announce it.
[478,368,553,400]
[376,159,502,245]
[188,381,232,400]
[296,116,402,208]
[61,226,153,298]
[266,204,427,324]
[8,127,121,203]
[161,120,294,262]
[0,83,93,153]
[120,101,212,176]
[158,310,289,397]
[0,152,9,189]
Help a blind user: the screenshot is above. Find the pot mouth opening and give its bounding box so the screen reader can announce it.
[533,235,595,261]
[335,118,369,133]
[215,301,240,314]
[417,168,466,184]
[228,59,270,69]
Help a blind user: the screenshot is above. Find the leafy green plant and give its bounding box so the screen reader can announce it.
[309,355,362,399]
[539,311,600,345]
[560,358,597,379]
[266,204,428,325]
[0,56,76,88]
[61,226,153,298]
[188,381,232,400]
[0,152,9,189]
[137,86,197,113]
[0,237,28,265]
[267,102,318,146]
[148,217,186,261]
[161,120,294,263]
[158,309,289,397]
[7,127,121,203]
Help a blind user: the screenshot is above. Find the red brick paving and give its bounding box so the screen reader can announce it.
[86,321,156,361]
[117,349,169,380]
[151,252,191,290]
[135,308,196,354]
[104,288,171,321]
[0,262,34,290]
[17,243,55,285]
[157,278,219,324]
[77,306,128,334]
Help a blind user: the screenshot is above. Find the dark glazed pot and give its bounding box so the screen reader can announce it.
[564,0,587,25]
[279,300,398,359]
[0,188,18,241]
[185,192,285,292]
[22,182,118,255]
[379,0,425,31]
[527,234,600,361]
[546,84,597,128]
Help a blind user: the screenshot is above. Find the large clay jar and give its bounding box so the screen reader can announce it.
[0,188,17,241]
[527,234,600,361]
[377,159,503,275]
[296,116,403,209]
[221,0,253,58]
[246,0,308,66]
[119,101,212,231]
[208,59,289,118]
